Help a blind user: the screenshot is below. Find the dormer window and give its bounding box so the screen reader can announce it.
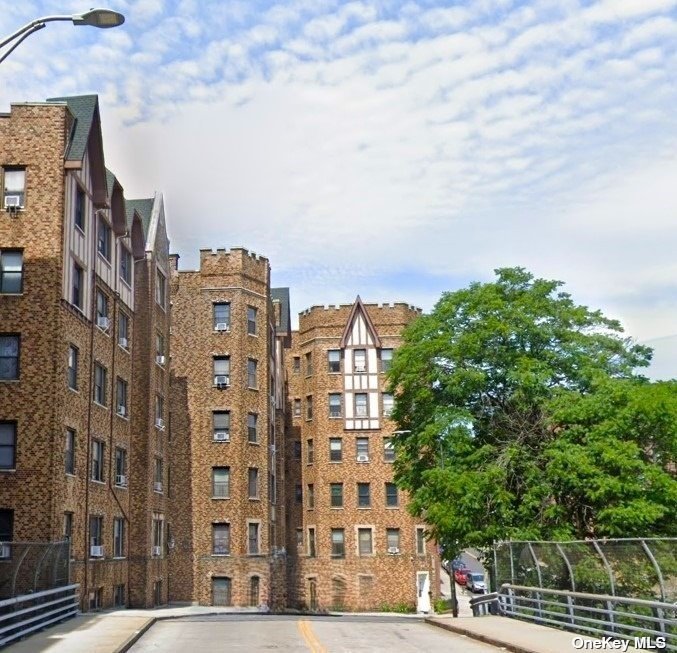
[97,215,111,261]
[354,349,366,373]
[74,186,85,231]
[120,245,132,285]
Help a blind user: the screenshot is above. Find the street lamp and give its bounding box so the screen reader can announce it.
[0,8,125,64]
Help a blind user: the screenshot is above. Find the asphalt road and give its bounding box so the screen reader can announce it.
[128,614,501,652]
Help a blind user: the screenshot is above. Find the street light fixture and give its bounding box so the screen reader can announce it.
[0,8,125,65]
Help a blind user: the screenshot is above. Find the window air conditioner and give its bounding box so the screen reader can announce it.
[97,316,110,330]
[156,355,165,365]
[115,474,127,487]
[154,481,163,492]
[214,431,229,441]
[117,405,126,416]
[0,543,10,558]
[90,545,104,558]
[355,364,366,372]
[356,454,369,463]
[152,546,161,556]
[214,375,229,387]
[215,323,229,331]
[3,195,21,209]
[387,547,400,554]
[118,337,128,348]
[155,418,165,429]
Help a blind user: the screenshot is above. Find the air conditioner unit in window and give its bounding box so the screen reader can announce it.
[118,337,128,348]
[4,195,21,209]
[153,481,163,492]
[155,418,165,430]
[215,323,229,331]
[356,454,369,463]
[116,474,127,487]
[387,546,400,554]
[97,316,110,330]
[90,545,104,558]
[214,375,229,387]
[214,431,229,441]
[156,355,165,365]
[355,365,366,372]
[0,543,10,559]
[152,546,161,556]
[117,405,126,417]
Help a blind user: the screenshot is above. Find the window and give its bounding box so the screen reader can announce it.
[355,393,368,417]
[213,523,230,555]
[247,358,257,389]
[387,528,400,552]
[65,429,75,474]
[293,356,300,373]
[114,518,125,557]
[0,250,23,293]
[154,458,163,492]
[93,363,107,405]
[384,438,395,463]
[380,349,393,372]
[116,378,128,416]
[114,584,125,607]
[152,514,164,550]
[295,484,302,504]
[115,448,126,486]
[248,467,259,499]
[293,399,301,417]
[249,576,260,607]
[212,411,230,440]
[248,522,260,554]
[119,245,132,285]
[212,577,232,606]
[97,215,111,261]
[330,483,343,508]
[74,185,85,231]
[308,527,316,557]
[213,467,230,498]
[356,437,369,461]
[89,515,103,549]
[155,395,164,426]
[156,333,165,363]
[353,349,366,372]
[67,345,78,389]
[329,438,342,462]
[307,439,314,464]
[307,483,315,509]
[72,262,83,309]
[331,529,345,557]
[327,350,341,373]
[416,527,426,556]
[385,483,399,507]
[357,483,370,508]
[382,393,394,417]
[91,440,104,481]
[247,413,258,443]
[306,395,313,420]
[0,422,16,469]
[96,289,109,328]
[155,269,166,308]
[358,528,373,556]
[63,512,73,541]
[213,303,231,330]
[0,510,13,555]
[0,335,19,380]
[3,167,25,207]
[118,312,129,348]
[305,352,312,375]
[329,393,342,418]
[247,306,257,335]
[296,528,303,552]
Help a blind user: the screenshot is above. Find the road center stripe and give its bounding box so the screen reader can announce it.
[297,619,328,653]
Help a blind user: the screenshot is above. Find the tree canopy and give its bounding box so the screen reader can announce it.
[388,267,676,550]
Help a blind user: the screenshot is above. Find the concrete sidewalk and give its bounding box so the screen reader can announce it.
[425,615,642,653]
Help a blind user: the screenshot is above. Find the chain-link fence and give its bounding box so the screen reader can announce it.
[0,541,70,600]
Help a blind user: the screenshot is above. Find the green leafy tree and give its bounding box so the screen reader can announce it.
[388,267,675,549]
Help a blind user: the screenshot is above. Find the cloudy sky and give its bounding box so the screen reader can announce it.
[1,0,676,377]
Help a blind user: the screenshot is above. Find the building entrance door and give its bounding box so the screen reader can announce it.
[416,571,431,613]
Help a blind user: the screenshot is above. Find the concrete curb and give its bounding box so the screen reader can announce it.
[424,618,536,653]
[113,618,156,653]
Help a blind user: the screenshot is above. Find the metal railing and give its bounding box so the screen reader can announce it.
[0,583,79,647]
[499,583,676,651]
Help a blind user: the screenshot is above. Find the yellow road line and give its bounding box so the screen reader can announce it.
[297,619,328,653]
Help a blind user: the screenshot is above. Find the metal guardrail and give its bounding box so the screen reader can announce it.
[0,583,79,647]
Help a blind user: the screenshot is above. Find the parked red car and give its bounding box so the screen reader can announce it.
[454,567,469,585]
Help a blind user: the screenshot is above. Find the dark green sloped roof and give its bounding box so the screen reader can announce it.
[46,94,98,161]
[105,169,116,197]
[271,287,291,334]
[125,198,154,235]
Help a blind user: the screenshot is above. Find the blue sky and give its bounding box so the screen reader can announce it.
[1,0,676,377]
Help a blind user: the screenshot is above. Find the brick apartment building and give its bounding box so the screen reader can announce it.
[0,95,170,610]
